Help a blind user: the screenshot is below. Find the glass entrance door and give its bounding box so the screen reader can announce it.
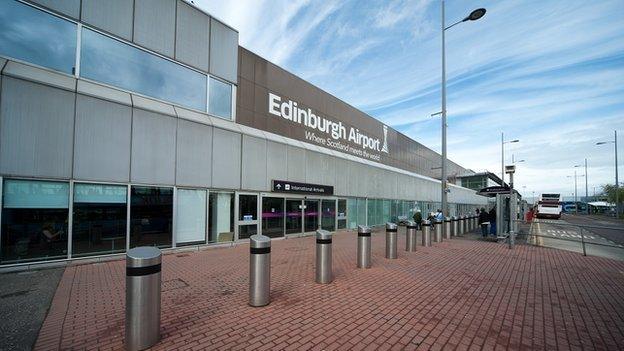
[285,199,302,235]
[304,200,320,233]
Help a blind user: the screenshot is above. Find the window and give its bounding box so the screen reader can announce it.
[321,199,335,231]
[337,199,347,230]
[1,179,69,264]
[357,198,367,227]
[72,183,127,257]
[130,186,173,248]
[80,28,207,111]
[0,0,76,74]
[209,77,232,119]
[175,189,206,245]
[347,198,357,229]
[238,194,258,239]
[208,192,234,243]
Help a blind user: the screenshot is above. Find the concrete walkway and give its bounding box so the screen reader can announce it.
[34,229,624,350]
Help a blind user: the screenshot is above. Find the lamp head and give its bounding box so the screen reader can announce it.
[465,8,487,21]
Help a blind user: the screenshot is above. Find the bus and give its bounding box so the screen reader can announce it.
[536,193,562,219]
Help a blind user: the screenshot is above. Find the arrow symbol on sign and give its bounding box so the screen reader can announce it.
[276,184,282,189]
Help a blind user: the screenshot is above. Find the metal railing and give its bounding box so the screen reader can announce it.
[512,218,624,259]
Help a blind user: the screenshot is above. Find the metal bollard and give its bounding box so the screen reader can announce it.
[249,234,271,307]
[433,219,443,243]
[357,225,371,268]
[405,221,417,252]
[385,222,398,259]
[444,219,451,240]
[459,216,465,235]
[126,247,162,351]
[316,229,333,284]
[421,220,431,247]
[451,216,458,237]
[473,216,478,231]
[470,216,475,232]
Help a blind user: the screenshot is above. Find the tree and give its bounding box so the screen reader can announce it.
[601,184,624,205]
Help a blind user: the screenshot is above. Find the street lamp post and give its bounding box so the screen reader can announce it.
[440,2,486,219]
[574,160,589,215]
[501,132,519,186]
[568,172,585,215]
[597,130,619,217]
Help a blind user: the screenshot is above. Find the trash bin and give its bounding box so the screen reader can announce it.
[421,220,431,247]
[385,222,398,259]
[126,247,162,351]
[249,234,271,307]
[444,219,451,240]
[357,225,371,268]
[405,221,417,252]
[316,229,333,284]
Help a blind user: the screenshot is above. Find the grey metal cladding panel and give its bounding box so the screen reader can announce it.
[176,119,212,187]
[209,18,238,83]
[334,159,348,196]
[0,77,74,179]
[81,0,134,41]
[266,141,287,189]
[287,145,305,182]
[175,0,209,71]
[212,127,241,189]
[131,108,177,184]
[74,95,131,182]
[241,135,267,191]
[133,0,176,57]
[29,0,80,19]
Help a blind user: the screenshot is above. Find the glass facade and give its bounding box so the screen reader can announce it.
[208,192,234,243]
[237,194,258,240]
[72,183,127,257]
[261,197,284,238]
[209,77,233,119]
[0,1,234,117]
[337,199,347,230]
[175,189,207,245]
[0,0,76,74]
[81,28,207,111]
[130,186,173,248]
[321,199,335,231]
[1,180,69,264]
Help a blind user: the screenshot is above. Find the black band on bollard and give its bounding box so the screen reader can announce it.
[250,247,271,254]
[316,238,332,244]
[421,223,431,227]
[386,228,398,232]
[126,263,161,277]
[407,225,418,229]
[358,232,371,237]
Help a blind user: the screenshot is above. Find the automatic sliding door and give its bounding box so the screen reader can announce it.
[261,197,284,238]
[304,200,319,233]
[285,200,302,235]
[321,199,336,231]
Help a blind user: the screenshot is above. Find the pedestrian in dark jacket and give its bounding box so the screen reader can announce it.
[412,210,422,229]
[478,208,489,237]
[489,208,497,235]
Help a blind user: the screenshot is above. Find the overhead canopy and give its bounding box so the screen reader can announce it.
[588,201,615,207]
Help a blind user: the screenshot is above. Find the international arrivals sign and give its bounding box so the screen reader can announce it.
[268,93,389,162]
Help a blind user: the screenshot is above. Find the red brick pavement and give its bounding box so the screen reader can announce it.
[34,228,624,350]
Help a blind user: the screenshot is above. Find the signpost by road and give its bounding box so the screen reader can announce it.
[506,165,516,249]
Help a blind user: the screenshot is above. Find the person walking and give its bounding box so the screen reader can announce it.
[435,209,444,221]
[478,208,489,237]
[489,207,497,236]
[412,209,423,230]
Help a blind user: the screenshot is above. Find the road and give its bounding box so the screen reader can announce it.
[528,214,624,260]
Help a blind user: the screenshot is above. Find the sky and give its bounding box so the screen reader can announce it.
[195,0,624,201]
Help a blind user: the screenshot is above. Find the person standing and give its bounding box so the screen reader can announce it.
[478,208,489,237]
[412,209,423,230]
[489,207,497,236]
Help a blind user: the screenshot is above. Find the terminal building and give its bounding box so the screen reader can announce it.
[0,0,487,267]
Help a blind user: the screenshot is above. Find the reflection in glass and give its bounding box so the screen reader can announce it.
[1,179,69,264]
[321,199,335,231]
[80,28,207,111]
[209,77,232,119]
[304,200,319,232]
[285,200,302,235]
[72,183,127,257]
[337,199,347,230]
[347,198,357,229]
[357,198,367,227]
[262,197,284,238]
[0,1,76,74]
[238,194,257,221]
[208,192,234,243]
[367,199,376,226]
[175,189,206,245]
[130,186,172,248]
[238,224,257,240]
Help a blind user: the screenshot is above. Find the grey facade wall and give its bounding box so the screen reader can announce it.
[0,65,486,205]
